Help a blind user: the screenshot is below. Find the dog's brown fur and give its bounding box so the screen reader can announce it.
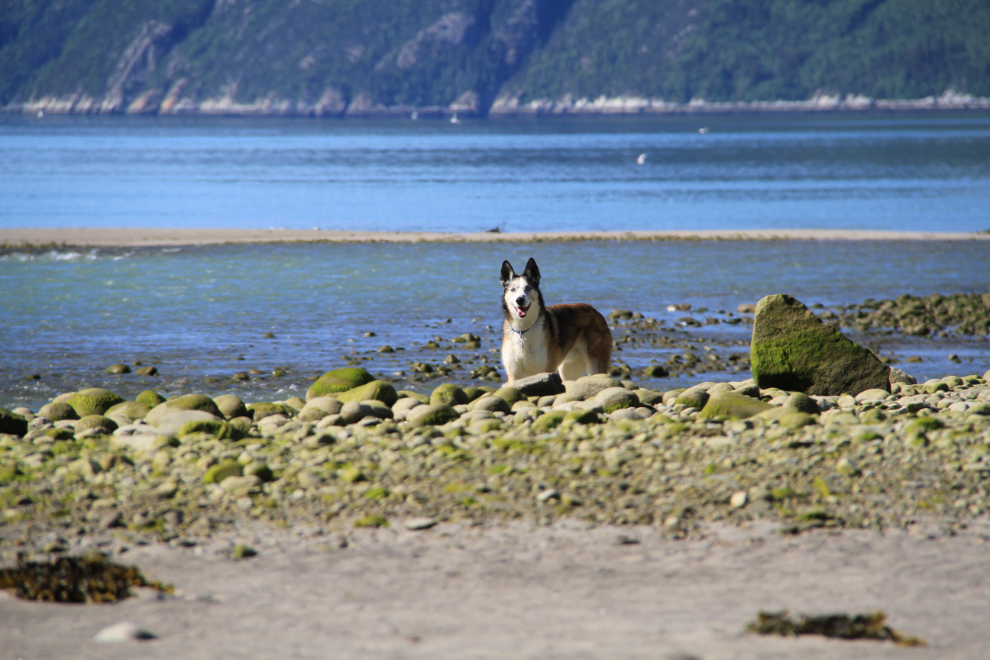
[500,258,612,385]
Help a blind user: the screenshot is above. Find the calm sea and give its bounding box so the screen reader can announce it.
[1,113,989,409]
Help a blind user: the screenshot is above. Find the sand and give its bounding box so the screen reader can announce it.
[1,227,989,248]
[3,519,990,659]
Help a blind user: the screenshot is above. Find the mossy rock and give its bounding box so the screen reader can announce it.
[213,395,249,420]
[337,380,398,407]
[674,387,709,410]
[783,392,821,414]
[0,464,23,485]
[493,387,527,406]
[354,514,389,528]
[178,419,239,440]
[430,383,469,407]
[468,396,512,414]
[135,390,166,407]
[76,415,118,434]
[751,294,890,396]
[779,411,818,429]
[461,387,488,402]
[306,368,375,400]
[146,394,222,426]
[397,390,430,405]
[532,410,567,432]
[104,363,131,374]
[228,417,254,436]
[44,427,75,440]
[282,396,306,412]
[105,401,151,421]
[698,390,773,421]
[247,402,291,422]
[662,389,686,406]
[565,409,601,425]
[406,404,460,427]
[66,388,125,417]
[0,408,28,436]
[909,417,945,432]
[37,402,78,422]
[203,461,243,484]
[595,387,639,413]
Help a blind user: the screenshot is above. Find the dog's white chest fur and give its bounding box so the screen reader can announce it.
[502,317,549,378]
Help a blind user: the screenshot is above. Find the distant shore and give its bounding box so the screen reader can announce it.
[1,228,989,249]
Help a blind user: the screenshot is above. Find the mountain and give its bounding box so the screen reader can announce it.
[2,0,989,116]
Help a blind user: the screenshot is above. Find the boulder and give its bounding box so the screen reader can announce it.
[564,375,623,400]
[213,395,249,420]
[674,386,709,409]
[406,404,460,427]
[66,388,125,417]
[337,380,398,407]
[750,294,891,396]
[469,395,512,414]
[298,397,343,422]
[512,372,566,397]
[430,383,469,407]
[153,410,220,435]
[532,410,567,432]
[697,390,773,421]
[37,402,78,422]
[105,401,151,421]
[306,368,375,400]
[594,387,639,413]
[493,387,527,406]
[75,415,118,434]
[247,402,291,422]
[145,394,222,426]
[0,408,28,436]
[135,390,166,407]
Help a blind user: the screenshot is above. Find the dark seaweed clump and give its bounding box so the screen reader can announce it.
[0,553,171,603]
[748,610,926,646]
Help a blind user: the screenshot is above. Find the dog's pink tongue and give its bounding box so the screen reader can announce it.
[517,308,527,317]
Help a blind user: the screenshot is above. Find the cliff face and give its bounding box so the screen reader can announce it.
[2,0,989,117]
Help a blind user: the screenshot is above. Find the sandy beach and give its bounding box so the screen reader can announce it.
[2,227,989,248]
[3,519,990,659]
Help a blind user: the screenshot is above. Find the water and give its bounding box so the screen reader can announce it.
[1,113,989,410]
[2,112,990,233]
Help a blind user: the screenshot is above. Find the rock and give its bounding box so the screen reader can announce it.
[204,461,242,484]
[135,390,166,407]
[213,395,249,420]
[306,367,375,400]
[398,390,431,404]
[890,367,916,385]
[662,389,686,406]
[406,404,460,427]
[461,387,489,402]
[37,402,78,421]
[836,457,861,476]
[565,375,623,400]
[66,388,125,417]
[738,303,757,313]
[145,394,222,426]
[298,397,343,421]
[337,380,398,407]
[135,365,158,376]
[430,383,469,407]
[0,408,28,436]
[512,372,565,396]
[855,389,890,403]
[76,415,118,434]
[643,364,669,378]
[531,410,567,432]
[340,401,376,424]
[178,419,238,439]
[221,474,261,497]
[94,622,156,642]
[783,392,821,414]
[105,401,151,421]
[153,410,220,435]
[247,402,291,422]
[779,411,818,429]
[594,387,639,413]
[674,386,709,410]
[750,294,891,396]
[493,387,527,406]
[698,390,772,421]
[105,363,132,374]
[469,395,512,414]
[233,544,257,559]
[730,491,748,508]
[403,517,437,530]
[537,488,560,502]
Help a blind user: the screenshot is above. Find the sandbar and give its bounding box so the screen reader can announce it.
[2,227,989,248]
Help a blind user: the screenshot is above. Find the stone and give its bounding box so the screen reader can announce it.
[512,372,565,397]
[403,517,437,530]
[204,461,243,484]
[213,395,249,420]
[698,390,772,421]
[643,364,669,378]
[855,389,890,403]
[662,389,686,406]
[836,457,861,476]
[493,386,527,406]
[37,402,78,421]
[406,404,460,427]
[135,390,166,407]
[145,394,222,426]
[890,367,916,385]
[105,363,131,374]
[750,294,891,396]
[221,474,261,496]
[531,410,567,432]
[340,401,376,425]
[430,383,469,407]
[783,392,821,414]
[247,402,291,422]
[594,387,639,413]
[675,386,709,410]
[0,408,29,436]
[730,491,748,508]
[634,389,665,406]
[66,388,125,417]
[152,410,220,435]
[76,415,118,434]
[178,419,238,439]
[337,380,398,407]
[398,390,430,404]
[306,367,375,400]
[94,622,156,642]
[565,375,623,400]
[105,401,151,421]
[298,397,343,421]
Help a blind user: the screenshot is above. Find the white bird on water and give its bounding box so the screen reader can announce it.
[698,127,709,134]
[636,153,647,165]
[450,113,461,124]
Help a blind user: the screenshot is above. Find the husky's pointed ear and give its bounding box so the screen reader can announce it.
[500,260,515,287]
[523,258,541,286]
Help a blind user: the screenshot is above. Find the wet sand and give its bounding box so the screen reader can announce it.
[3,519,990,659]
[2,227,989,248]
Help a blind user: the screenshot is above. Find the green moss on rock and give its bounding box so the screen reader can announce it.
[532,410,567,432]
[37,402,78,422]
[493,387,527,406]
[178,419,238,439]
[213,395,249,420]
[337,380,398,407]
[76,415,118,434]
[306,368,375,400]
[406,404,460,427]
[135,390,166,407]
[247,402,291,422]
[203,461,243,484]
[105,401,151,421]
[430,383,469,407]
[698,390,773,421]
[0,408,28,436]
[751,294,891,396]
[66,388,125,417]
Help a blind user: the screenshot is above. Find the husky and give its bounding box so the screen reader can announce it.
[500,257,612,385]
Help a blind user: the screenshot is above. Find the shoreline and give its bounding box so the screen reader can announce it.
[3,228,989,249]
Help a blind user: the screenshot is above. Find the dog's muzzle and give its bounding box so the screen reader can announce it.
[515,303,531,318]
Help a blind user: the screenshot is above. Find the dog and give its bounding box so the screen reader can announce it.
[500,257,612,385]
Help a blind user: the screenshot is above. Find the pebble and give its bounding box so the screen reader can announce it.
[94,622,156,642]
[403,517,437,530]
[730,491,748,508]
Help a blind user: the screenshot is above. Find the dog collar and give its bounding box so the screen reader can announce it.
[510,324,532,336]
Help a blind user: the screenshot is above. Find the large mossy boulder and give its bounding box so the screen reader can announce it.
[145,394,222,426]
[698,390,773,421]
[306,368,375,400]
[66,388,125,417]
[337,380,398,407]
[751,294,891,396]
[0,408,28,436]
